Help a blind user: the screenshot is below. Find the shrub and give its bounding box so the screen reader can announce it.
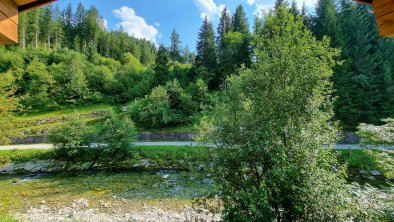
[164,79,196,124]
[187,78,210,110]
[50,115,92,161]
[130,86,173,128]
[99,111,136,163]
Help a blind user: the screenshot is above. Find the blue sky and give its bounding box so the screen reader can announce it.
[55,0,317,51]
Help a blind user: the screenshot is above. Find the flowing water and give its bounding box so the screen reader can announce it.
[0,170,214,215]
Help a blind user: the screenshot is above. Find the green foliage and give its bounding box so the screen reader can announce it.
[50,115,92,161]
[195,17,218,89]
[130,86,172,128]
[186,78,210,110]
[200,6,355,221]
[0,70,17,145]
[154,45,171,86]
[0,214,19,222]
[130,80,197,128]
[357,120,394,180]
[0,149,54,166]
[99,111,136,162]
[358,119,394,145]
[170,29,182,62]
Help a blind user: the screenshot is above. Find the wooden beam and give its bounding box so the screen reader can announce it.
[373,0,394,37]
[0,0,18,43]
[18,0,56,12]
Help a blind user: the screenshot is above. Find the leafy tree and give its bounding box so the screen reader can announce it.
[164,79,195,124]
[50,115,92,161]
[200,6,352,221]
[130,86,172,128]
[22,59,55,111]
[170,29,182,62]
[154,44,170,86]
[100,111,136,163]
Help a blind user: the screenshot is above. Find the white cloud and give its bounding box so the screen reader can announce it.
[193,0,224,20]
[246,0,255,5]
[254,4,273,18]
[154,22,160,27]
[113,6,159,42]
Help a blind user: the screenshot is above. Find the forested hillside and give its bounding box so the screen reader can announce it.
[1,0,394,135]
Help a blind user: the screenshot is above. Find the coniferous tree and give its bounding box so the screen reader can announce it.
[62,3,73,48]
[154,44,170,86]
[217,7,232,46]
[314,0,340,46]
[41,5,53,49]
[334,1,378,128]
[195,17,218,89]
[170,28,182,62]
[274,0,288,10]
[231,5,251,68]
[290,0,300,16]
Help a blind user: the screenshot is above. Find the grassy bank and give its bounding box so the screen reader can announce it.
[0,146,210,171]
[0,215,18,222]
[1,147,392,184]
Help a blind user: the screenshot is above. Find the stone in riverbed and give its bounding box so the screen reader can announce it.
[371,170,381,176]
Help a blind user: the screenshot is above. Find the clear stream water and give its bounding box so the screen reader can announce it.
[0,170,214,214]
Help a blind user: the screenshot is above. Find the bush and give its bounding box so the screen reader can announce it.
[130,79,198,128]
[187,78,211,110]
[130,86,173,128]
[164,79,196,124]
[50,116,92,161]
[99,111,136,163]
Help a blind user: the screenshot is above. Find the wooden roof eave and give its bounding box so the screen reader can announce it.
[18,0,57,12]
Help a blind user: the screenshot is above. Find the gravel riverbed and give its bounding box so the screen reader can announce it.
[15,199,221,222]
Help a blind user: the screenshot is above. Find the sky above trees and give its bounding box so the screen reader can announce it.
[55,0,317,50]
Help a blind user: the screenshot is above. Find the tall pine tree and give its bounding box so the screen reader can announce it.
[170,28,182,62]
[195,17,217,89]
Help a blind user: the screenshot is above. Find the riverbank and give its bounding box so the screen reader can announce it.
[0,171,220,222]
[0,146,210,174]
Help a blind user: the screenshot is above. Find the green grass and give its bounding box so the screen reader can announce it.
[335,149,378,170]
[16,104,113,121]
[135,124,198,132]
[0,146,209,170]
[0,149,54,166]
[0,215,19,222]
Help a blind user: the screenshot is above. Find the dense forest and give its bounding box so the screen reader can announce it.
[1,0,394,132]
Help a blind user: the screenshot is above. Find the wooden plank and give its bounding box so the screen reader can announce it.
[0,0,18,24]
[0,1,18,25]
[13,0,35,6]
[373,0,394,17]
[376,11,394,37]
[0,11,18,43]
[18,0,56,12]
